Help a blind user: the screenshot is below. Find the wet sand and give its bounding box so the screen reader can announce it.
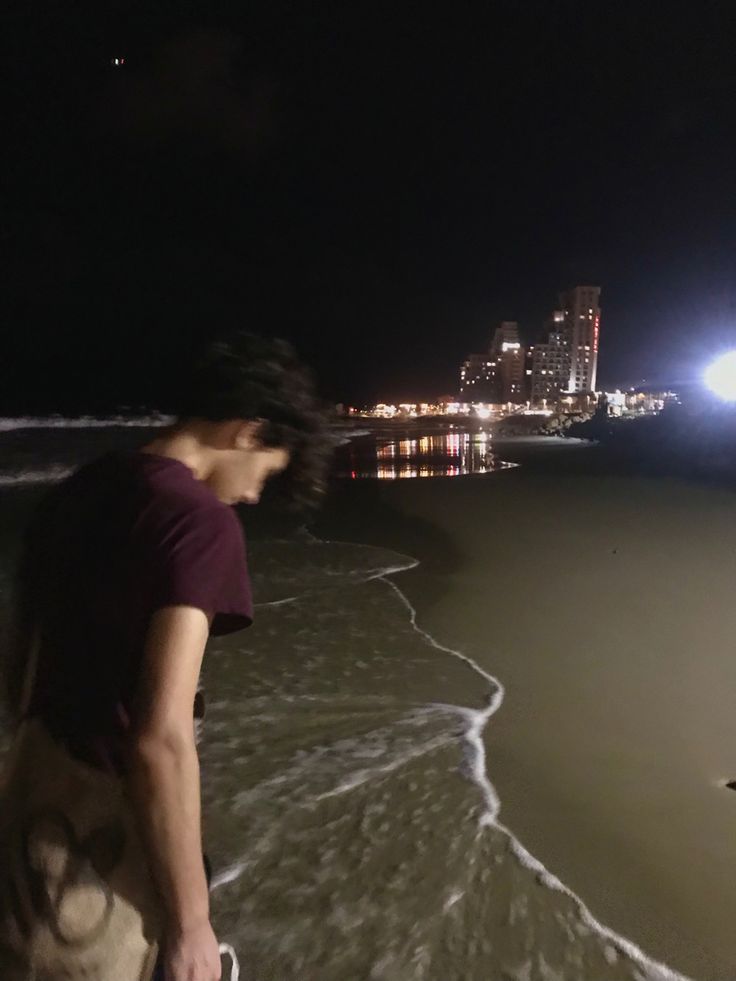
[319,461,736,980]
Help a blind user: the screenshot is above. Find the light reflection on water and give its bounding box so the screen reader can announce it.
[340,431,517,479]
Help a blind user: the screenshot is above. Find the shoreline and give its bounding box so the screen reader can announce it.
[316,466,736,980]
[382,562,690,981]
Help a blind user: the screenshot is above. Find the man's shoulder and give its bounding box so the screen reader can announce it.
[129,457,238,538]
[54,449,240,541]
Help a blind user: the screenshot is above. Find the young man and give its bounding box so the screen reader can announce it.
[0,333,327,981]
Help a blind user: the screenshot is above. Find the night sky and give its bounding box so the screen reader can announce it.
[4,2,736,412]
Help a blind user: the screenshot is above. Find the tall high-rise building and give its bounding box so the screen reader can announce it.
[491,322,525,403]
[459,322,527,405]
[560,286,601,392]
[530,311,570,405]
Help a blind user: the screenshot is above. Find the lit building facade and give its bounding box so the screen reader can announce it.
[523,345,535,401]
[530,312,569,406]
[491,321,525,403]
[560,285,601,393]
[460,323,526,405]
[459,353,498,401]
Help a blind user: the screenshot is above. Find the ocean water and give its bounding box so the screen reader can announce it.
[0,421,693,980]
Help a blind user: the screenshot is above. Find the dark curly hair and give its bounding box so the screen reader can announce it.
[174,331,332,509]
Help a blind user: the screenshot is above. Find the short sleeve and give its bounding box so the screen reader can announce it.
[149,505,253,635]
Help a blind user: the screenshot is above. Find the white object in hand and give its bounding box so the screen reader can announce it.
[219,943,240,981]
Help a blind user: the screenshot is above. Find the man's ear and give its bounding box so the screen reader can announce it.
[233,420,261,450]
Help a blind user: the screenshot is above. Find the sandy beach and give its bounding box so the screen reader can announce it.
[318,452,736,980]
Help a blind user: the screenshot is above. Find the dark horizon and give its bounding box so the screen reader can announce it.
[3,2,736,413]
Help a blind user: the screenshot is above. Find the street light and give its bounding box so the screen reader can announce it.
[704,352,736,401]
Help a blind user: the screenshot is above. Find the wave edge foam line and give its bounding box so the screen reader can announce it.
[225,533,692,980]
[376,569,692,981]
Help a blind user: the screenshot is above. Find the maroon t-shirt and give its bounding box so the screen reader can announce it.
[21,450,253,764]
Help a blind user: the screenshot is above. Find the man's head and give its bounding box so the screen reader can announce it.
[173,332,330,508]
[164,417,288,505]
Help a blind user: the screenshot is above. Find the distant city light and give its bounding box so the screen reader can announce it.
[111,57,126,66]
[704,352,736,401]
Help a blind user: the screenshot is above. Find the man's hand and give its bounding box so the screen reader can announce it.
[164,918,222,981]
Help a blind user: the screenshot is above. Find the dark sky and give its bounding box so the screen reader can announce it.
[3,1,736,411]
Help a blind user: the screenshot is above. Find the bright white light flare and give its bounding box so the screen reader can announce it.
[704,352,736,400]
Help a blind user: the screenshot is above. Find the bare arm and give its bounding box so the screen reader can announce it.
[127,605,221,981]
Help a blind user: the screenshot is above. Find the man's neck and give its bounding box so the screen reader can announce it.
[140,428,213,482]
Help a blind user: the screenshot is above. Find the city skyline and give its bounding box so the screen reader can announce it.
[459,285,602,408]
